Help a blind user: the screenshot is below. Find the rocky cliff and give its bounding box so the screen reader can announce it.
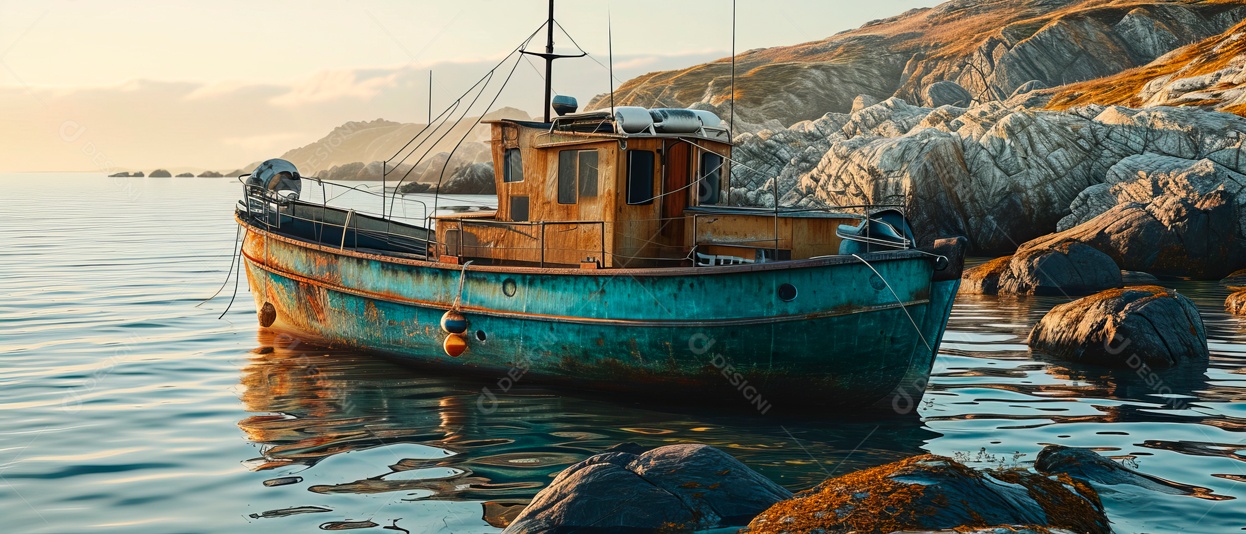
[1048,18,1246,114]
[731,98,1246,255]
[588,0,1246,128]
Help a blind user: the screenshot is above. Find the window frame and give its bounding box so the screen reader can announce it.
[697,151,723,205]
[503,148,524,183]
[557,149,600,205]
[626,150,656,206]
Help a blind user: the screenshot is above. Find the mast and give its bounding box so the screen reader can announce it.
[543,0,555,123]
[521,0,584,123]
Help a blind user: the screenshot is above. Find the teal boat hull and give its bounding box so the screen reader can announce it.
[239,220,960,413]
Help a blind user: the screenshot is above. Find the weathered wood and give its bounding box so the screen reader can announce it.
[440,120,761,269]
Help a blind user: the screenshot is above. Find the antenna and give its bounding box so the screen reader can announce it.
[520,0,585,123]
[608,4,615,112]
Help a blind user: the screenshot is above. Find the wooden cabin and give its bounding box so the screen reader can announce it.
[433,106,862,268]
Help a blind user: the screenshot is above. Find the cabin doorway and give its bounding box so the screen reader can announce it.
[662,140,691,239]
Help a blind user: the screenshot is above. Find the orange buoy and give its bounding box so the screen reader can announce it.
[443,333,468,357]
[440,310,468,334]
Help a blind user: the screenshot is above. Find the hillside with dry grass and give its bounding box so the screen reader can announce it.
[1047,17,1246,114]
[589,0,1246,127]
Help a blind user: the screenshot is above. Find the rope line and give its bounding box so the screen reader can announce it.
[851,253,933,355]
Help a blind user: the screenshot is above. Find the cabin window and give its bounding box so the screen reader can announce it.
[627,150,655,205]
[698,152,723,205]
[510,195,529,222]
[503,148,523,183]
[557,149,599,204]
[578,151,599,197]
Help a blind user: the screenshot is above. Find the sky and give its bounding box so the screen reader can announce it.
[0,0,941,172]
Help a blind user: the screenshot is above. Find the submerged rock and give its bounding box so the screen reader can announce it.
[745,455,1108,534]
[1222,268,1246,289]
[1036,445,1197,496]
[960,257,1011,295]
[197,170,224,178]
[149,169,172,177]
[960,241,1121,296]
[175,172,194,177]
[1003,240,1123,296]
[1027,285,1208,368]
[503,444,790,533]
[1121,270,1160,285]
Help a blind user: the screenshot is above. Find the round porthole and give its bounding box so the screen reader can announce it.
[502,279,518,297]
[778,284,798,302]
[475,330,488,342]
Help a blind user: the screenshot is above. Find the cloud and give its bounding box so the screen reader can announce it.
[184,79,257,101]
[0,50,725,171]
[269,70,399,107]
[221,132,310,152]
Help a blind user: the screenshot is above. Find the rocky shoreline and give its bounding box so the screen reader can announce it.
[499,441,1192,533]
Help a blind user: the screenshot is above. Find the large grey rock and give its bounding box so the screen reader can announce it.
[1039,155,1246,279]
[149,169,172,178]
[851,94,881,112]
[961,241,1122,296]
[439,162,496,195]
[1060,155,1246,232]
[735,101,1246,255]
[1027,285,1209,368]
[504,444,790,533]
[924,80,973,107]
[745,455,1108,534]
[1004,240,1123,295]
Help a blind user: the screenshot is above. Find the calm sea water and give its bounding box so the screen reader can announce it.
[2,174,1244,533]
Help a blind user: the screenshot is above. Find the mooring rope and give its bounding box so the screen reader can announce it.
[851,253,934,355]
[197,224,242,308]
[219,227,250,320]
[452,260,474,310]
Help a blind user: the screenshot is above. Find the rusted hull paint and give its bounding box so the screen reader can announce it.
[239,220,959,410]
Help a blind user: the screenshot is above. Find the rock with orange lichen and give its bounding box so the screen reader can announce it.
[744,455,1108,534]
[1027,285,1208,368]
[1228,290,1246,316]
[503,444,790,533]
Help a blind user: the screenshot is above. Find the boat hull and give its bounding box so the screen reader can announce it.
[238,219,960,412]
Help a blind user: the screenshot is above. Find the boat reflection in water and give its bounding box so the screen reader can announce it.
[237,330,934,529]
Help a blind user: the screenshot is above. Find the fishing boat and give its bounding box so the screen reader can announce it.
[233,2,966,412]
